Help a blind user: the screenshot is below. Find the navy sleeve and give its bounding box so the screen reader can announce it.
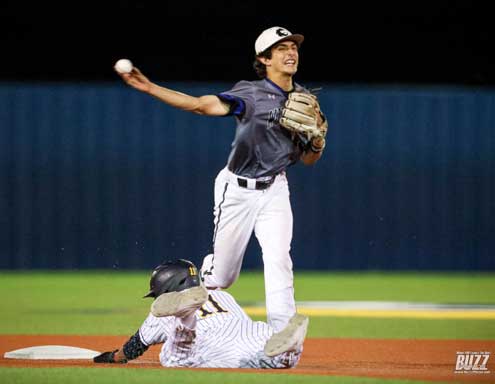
[217,81,255,119]
[217,94,246,117]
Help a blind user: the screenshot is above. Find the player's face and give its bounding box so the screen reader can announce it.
[270,41,299,75]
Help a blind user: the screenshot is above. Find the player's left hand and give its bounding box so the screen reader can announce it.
[280,92,327,142]
[310,136,326,153]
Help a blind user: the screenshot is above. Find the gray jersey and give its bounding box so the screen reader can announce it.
[218,78,310,178]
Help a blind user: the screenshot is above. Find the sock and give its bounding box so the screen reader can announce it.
[179,312,197,329]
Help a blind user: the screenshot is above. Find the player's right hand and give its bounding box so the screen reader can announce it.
[118,66,152,94]
[93,349,126,364]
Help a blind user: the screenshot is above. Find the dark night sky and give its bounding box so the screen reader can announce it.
[1,1,493,86]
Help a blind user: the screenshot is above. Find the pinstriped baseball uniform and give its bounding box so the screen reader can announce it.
[138,289,301,368]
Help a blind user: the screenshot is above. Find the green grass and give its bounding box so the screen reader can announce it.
[270,271,494,303]
[0,271,494,338]
[0,367,454,384]
[305,316,495,339]
[1,271,494,384]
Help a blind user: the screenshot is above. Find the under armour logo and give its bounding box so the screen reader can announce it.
[276,28,289,37]
[268,94,276,99]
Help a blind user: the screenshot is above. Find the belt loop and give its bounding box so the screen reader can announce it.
[247,179,257,189]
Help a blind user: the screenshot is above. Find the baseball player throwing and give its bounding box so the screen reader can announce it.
[93,259,309,368]
[115,26,328,333]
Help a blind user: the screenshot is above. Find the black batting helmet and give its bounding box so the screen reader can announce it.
[143,259,202,298]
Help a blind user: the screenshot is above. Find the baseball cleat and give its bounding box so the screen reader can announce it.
[151,285,208,318]
[264,313,309,357]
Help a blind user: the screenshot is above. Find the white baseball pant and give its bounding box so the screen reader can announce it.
[201,166,296,332]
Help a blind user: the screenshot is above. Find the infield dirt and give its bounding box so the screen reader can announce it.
[1,335,494,383]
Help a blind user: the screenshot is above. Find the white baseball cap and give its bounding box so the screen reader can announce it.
[254,26,304,55]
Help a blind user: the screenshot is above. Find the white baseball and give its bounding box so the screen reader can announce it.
[114,59,133,74]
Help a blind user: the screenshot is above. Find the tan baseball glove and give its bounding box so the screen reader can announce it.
[279,92,328,152]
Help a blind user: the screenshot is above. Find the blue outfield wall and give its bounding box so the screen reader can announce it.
[0,82,494,270]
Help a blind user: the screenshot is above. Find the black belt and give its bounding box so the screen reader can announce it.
[237,176,276,190]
